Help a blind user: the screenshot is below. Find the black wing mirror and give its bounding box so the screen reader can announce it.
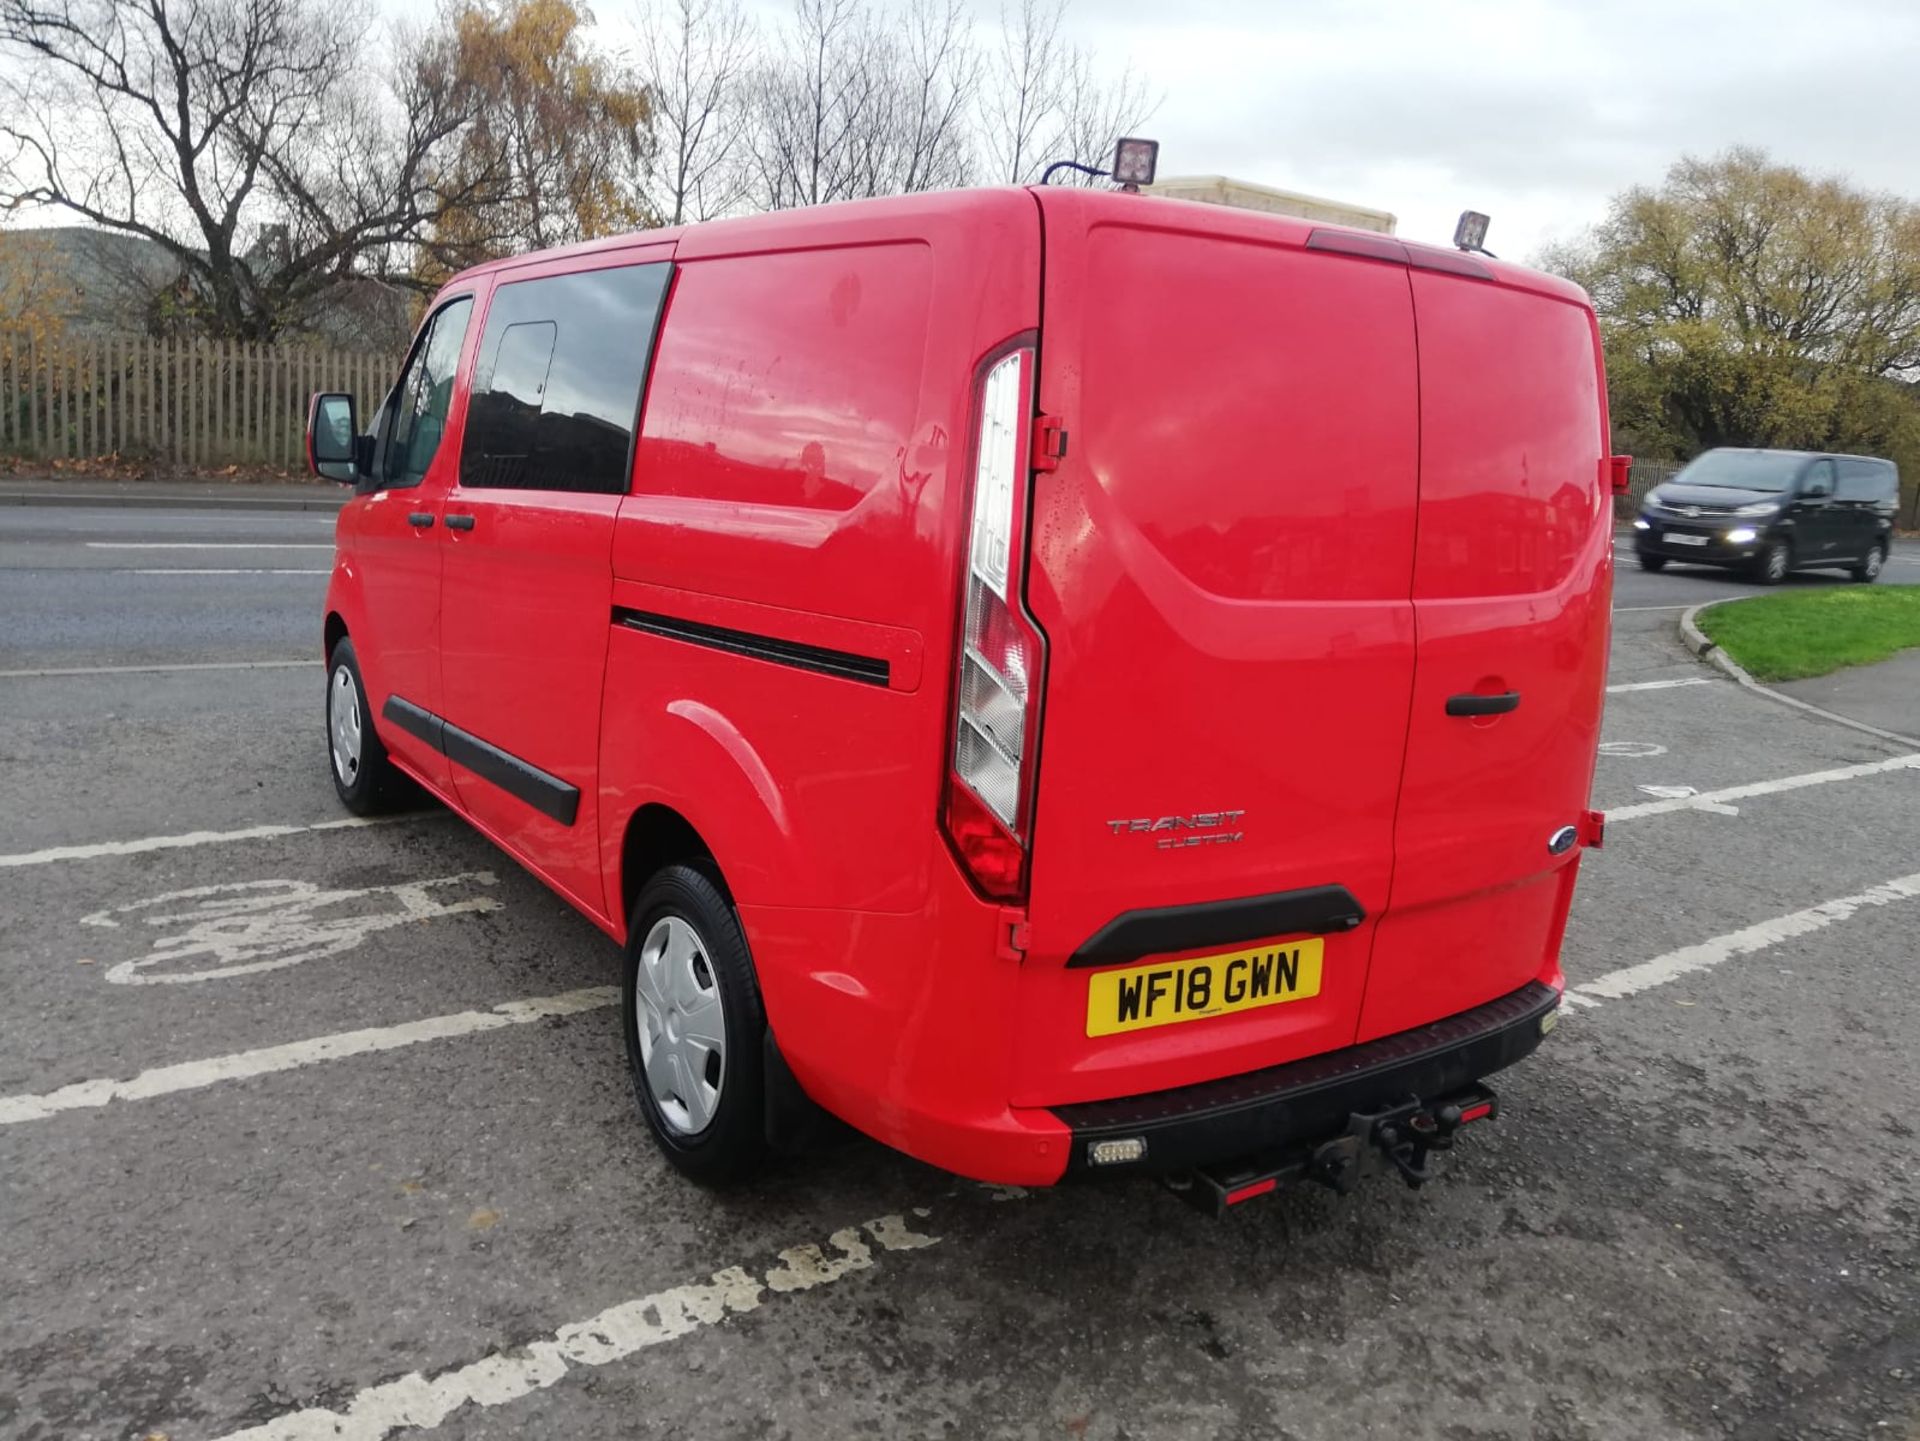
[306,392,361,484]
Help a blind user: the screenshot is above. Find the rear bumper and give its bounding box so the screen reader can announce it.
[1049,980,1561,1177]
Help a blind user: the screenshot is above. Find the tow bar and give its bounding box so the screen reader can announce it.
[1166,1083,1501,1216]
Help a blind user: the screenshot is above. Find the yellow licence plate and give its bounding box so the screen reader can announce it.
[1085,939,1324,1038]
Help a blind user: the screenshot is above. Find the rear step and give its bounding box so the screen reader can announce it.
[1166,1083,1500,1215]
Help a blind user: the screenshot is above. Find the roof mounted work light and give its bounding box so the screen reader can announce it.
[1453,209,1493,256]
[1038,137,1161,191]
[1111,137,1159,190]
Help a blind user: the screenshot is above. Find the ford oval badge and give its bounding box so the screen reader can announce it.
[1547,825,1578,856]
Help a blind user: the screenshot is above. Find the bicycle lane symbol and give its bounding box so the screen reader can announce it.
[79,873,504,985]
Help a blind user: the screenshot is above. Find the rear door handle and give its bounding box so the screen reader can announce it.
[407,512,435,528]
[1446,691,1521,717]
[445,514,476,531]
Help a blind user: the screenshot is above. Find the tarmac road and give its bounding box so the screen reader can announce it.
[1,504,1916,1441]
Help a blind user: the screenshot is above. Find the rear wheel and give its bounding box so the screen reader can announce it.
[623,863,767,1184]
[1753,538,1791,586]
[1636,553,1667,572]
[1851,542,1886,583]
[326,637,407,814]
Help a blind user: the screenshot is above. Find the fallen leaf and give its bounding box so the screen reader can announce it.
[467,1208,501,1231]
[398,1179,425,1196]
[75,957,96,965]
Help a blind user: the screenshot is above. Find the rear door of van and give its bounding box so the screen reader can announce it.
[1356,261,1610,1041]
[1014,191,1421,1106]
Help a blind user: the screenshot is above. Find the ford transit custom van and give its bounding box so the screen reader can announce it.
[309,186,1616,1200]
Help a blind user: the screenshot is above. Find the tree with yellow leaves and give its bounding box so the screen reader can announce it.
[417,0,655,282]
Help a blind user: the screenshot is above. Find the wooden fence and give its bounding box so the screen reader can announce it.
[0,331,402,469]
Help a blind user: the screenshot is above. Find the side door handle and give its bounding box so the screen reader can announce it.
[407,511,435,528]
[445,514,476,531]
[1446,691,1521,717]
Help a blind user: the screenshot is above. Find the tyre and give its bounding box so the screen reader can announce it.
[1752,538,1791,585]
[326,637,407,814]
[1637,553,1667,572]
[1851,543,1887,584]
[623,863,767,1184]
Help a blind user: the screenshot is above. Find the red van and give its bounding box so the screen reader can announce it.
[309,186,1612,1200]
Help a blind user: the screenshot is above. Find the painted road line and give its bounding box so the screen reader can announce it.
[212,1211,941,1441]
[1606,677,1713,693]
[1566,870,1920,1010]
[1605,753,1920,822]
[0,659,311,678]
[0,815,419,869]
[84,541,332,550]
[0,987,616,1126]
[1612,604,1694,613]
[129,567,329,575]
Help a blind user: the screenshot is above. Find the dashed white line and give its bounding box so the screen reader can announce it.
[0,815,415,869]
[85,541,331,550]
[212,1210,941,1440]
[1613,604,1694,613]
[0,987,616,1125]
[1606,677,1712,693]
[1604,753,1920,822]
[129,567,329,575]
[1566,869,1920,1010]
[0,659,311,678]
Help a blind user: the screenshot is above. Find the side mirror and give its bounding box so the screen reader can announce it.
[307,392,360,484]
[1803,479,1831,499]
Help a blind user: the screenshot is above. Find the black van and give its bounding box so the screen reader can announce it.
[1633,448,1900,584]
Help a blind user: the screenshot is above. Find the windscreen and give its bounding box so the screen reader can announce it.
[1672,450,1803,492]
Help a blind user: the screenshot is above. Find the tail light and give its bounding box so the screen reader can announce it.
[942,344,1045,901]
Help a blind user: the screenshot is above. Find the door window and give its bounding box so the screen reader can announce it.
[386,297,475,487]
[461,262,672,494]
[1801,459,1836,497]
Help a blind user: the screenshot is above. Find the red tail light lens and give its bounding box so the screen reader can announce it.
[943,345,1045,901]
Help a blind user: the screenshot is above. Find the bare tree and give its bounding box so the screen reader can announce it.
[0,0,495,338]
[745,0,977,212]
[977,0,1156,186]
[636,0,754,225]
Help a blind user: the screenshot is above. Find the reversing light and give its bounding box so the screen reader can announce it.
[1111,137,1159,190]
[1088,1137,1148,1166]
[1453,210,1491,253]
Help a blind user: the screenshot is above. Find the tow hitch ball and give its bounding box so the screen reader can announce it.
[1313,1087,1500,1194]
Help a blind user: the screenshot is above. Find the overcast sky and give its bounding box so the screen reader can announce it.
[1022,0,1920,257]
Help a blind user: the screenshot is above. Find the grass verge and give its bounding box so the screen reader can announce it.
[1697,586,1920,682]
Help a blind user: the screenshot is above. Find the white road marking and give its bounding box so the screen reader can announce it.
[85,873,503,984]
[129,567,329,575]
[0,816,416,869]
[1613,604,1694,613]
[0,986,618,1126]
[1598,741,1667,757]
[1635,784,1698,799]
[85,541,332,550]
[0,659,311,678]
[211,1210,941,1441]
[1606,677,1712,693]
[1567,870,1920,1010]
[1606,753,1920,822]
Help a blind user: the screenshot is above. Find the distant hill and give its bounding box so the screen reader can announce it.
[0,225,416,351]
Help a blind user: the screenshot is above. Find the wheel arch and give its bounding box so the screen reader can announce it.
[618,803,725,934]
[323,609,348,662]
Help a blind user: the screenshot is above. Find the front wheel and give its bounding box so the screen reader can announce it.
[326,637,407,814]
[1851,543,1887,584]
[1637,553,1667,572]
[623,863,768,1185]
[1752,539,1792,586]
